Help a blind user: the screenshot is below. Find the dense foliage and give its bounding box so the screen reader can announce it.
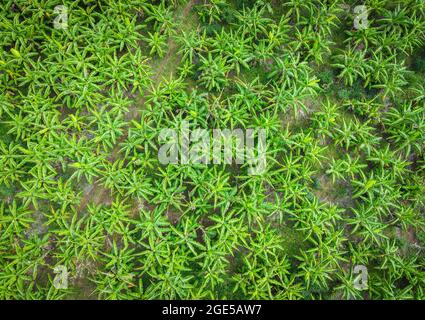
[0,0,424,299]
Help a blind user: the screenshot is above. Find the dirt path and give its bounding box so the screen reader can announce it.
[78,0,198,214]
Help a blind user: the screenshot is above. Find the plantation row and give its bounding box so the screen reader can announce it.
[0,0,424,299]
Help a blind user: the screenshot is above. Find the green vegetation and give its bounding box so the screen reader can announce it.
[0,0,424,300]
